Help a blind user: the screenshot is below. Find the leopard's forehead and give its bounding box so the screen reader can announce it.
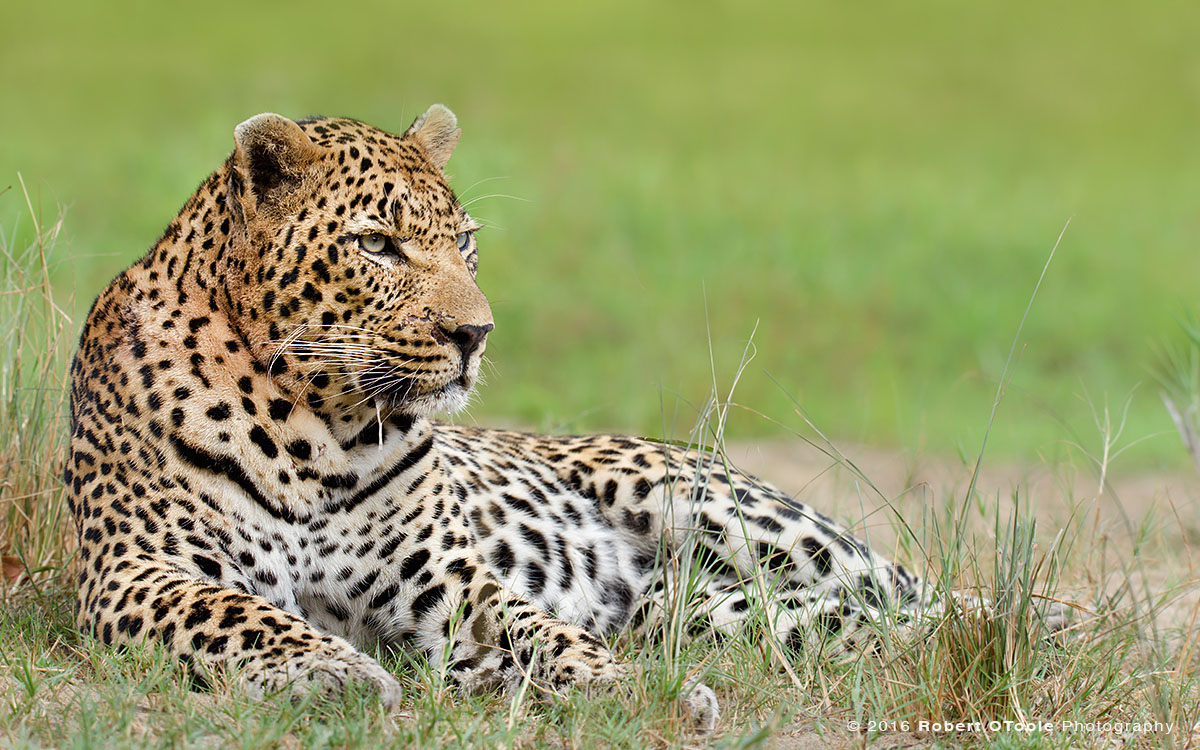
[295,116,404,152]
[293,115,467,229]
[294,117,447,184]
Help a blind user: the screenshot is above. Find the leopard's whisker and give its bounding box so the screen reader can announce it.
[455,175,511,201]
[458,192,529,209]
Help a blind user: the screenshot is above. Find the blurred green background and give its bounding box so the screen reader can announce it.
[2,0,1198,465]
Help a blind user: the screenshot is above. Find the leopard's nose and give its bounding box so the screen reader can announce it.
[440,322,493,360]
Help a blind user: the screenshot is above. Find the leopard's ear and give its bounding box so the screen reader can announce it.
[405,104,461,170]
[232,113,319,208]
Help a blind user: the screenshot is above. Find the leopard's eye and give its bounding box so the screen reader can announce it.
[360,233,389,254]
[456,231,473,252]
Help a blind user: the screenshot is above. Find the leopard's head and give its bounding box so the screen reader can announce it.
[221,106,492,427]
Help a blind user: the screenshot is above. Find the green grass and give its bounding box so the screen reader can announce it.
[2,0,1199,463]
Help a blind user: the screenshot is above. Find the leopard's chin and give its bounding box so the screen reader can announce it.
[393,379,473,418]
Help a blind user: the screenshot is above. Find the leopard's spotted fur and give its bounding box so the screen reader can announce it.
[66,106,929,729]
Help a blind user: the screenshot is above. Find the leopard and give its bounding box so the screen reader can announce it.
[65,105,938,731]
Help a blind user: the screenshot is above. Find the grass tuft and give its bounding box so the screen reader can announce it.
[0,179,75,595]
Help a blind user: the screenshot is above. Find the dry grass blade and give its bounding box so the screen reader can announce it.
[0,179,75,598]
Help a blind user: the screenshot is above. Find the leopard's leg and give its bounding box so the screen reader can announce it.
[671,470,927,653]
[430,439,719,730]
[553,438,929,653]
[648,565,924,656]
[77,563,402,706]
[633,453,1072,652]
[396,533,728,728]
[355,468,624,696]
[410,550,625,694]
[450,575,718,733]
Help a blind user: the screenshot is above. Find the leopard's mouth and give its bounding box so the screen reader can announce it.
[357,370,473,416]
[370,375,420,403]
[376,376,466,399]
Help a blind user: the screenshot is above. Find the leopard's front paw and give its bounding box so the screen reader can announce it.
[306,647,403,709]
[238,636,402,709]
[532,625,719,734]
